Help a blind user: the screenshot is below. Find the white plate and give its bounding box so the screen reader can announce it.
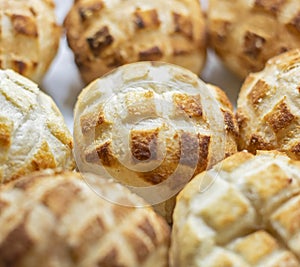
[44,0,243,131]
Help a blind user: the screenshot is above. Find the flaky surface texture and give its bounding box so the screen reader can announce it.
[237,49,300,159]
[171,150,300,267]
[0,69,75,184]
[0,0,60,83]
[0,170,170,267]
[208,0,300,78]
[73,62,238,222]
[64,0,206,84]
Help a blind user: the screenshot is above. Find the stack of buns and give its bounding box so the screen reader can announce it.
[1,1,300,267]
[169,48,300,267]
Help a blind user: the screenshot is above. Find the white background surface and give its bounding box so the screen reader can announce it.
[43,0,244,131]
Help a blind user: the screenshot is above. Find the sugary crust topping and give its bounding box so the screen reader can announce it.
[0,70,75,184]
[64,0,206,83]
[208,0,300,78]
[237,49,300,159]
[0,170,170,267]
[74,62,237,186]
[171,150,300,267]
[0,0,60,83]
[73,62,238,222]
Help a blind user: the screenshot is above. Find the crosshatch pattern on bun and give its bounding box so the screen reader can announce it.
[0,70,75,184]
[73,62,238,222]
[171,150,300,267]
[64,0,206,84]
[237,49,300,160]
[0,170,170,267]
[0,0,60,83]
[207,0,300,78]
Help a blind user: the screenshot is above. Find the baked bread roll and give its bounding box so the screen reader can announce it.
[0,69,74,184]
[171,150,300,267]
[0,0,60,83]
[207,0,300,78]
[237,49,300,160]
[64,0,206,84]
[0,169,170,267]
[73,62,238,222]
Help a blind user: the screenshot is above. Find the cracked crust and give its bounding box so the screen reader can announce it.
[208,0,300,78]
[64,0,206,84]
[171,150,300,267]
[73,62,238,222]
[0,0,60,83]
[0,70,75,184]
[0,170,170,267]
[237,49,300,159]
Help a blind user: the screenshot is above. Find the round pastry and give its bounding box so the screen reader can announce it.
[207,0,300,78]
[64,0,206,84]
[237,49,300,160]
[73,62,238,222]
[0,0,60,83]
[0,169,170,267]
[171,150,300,267]
[0,69,74,184]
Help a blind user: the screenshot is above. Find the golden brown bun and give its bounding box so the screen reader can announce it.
[73,62,238,222]
[0,0,60,84]
[237,49,300,159]
[0,69,75,184]
[0,169,170,267]
[64,0,206,84]
[207,0,300,78]
[171,150,300,267]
